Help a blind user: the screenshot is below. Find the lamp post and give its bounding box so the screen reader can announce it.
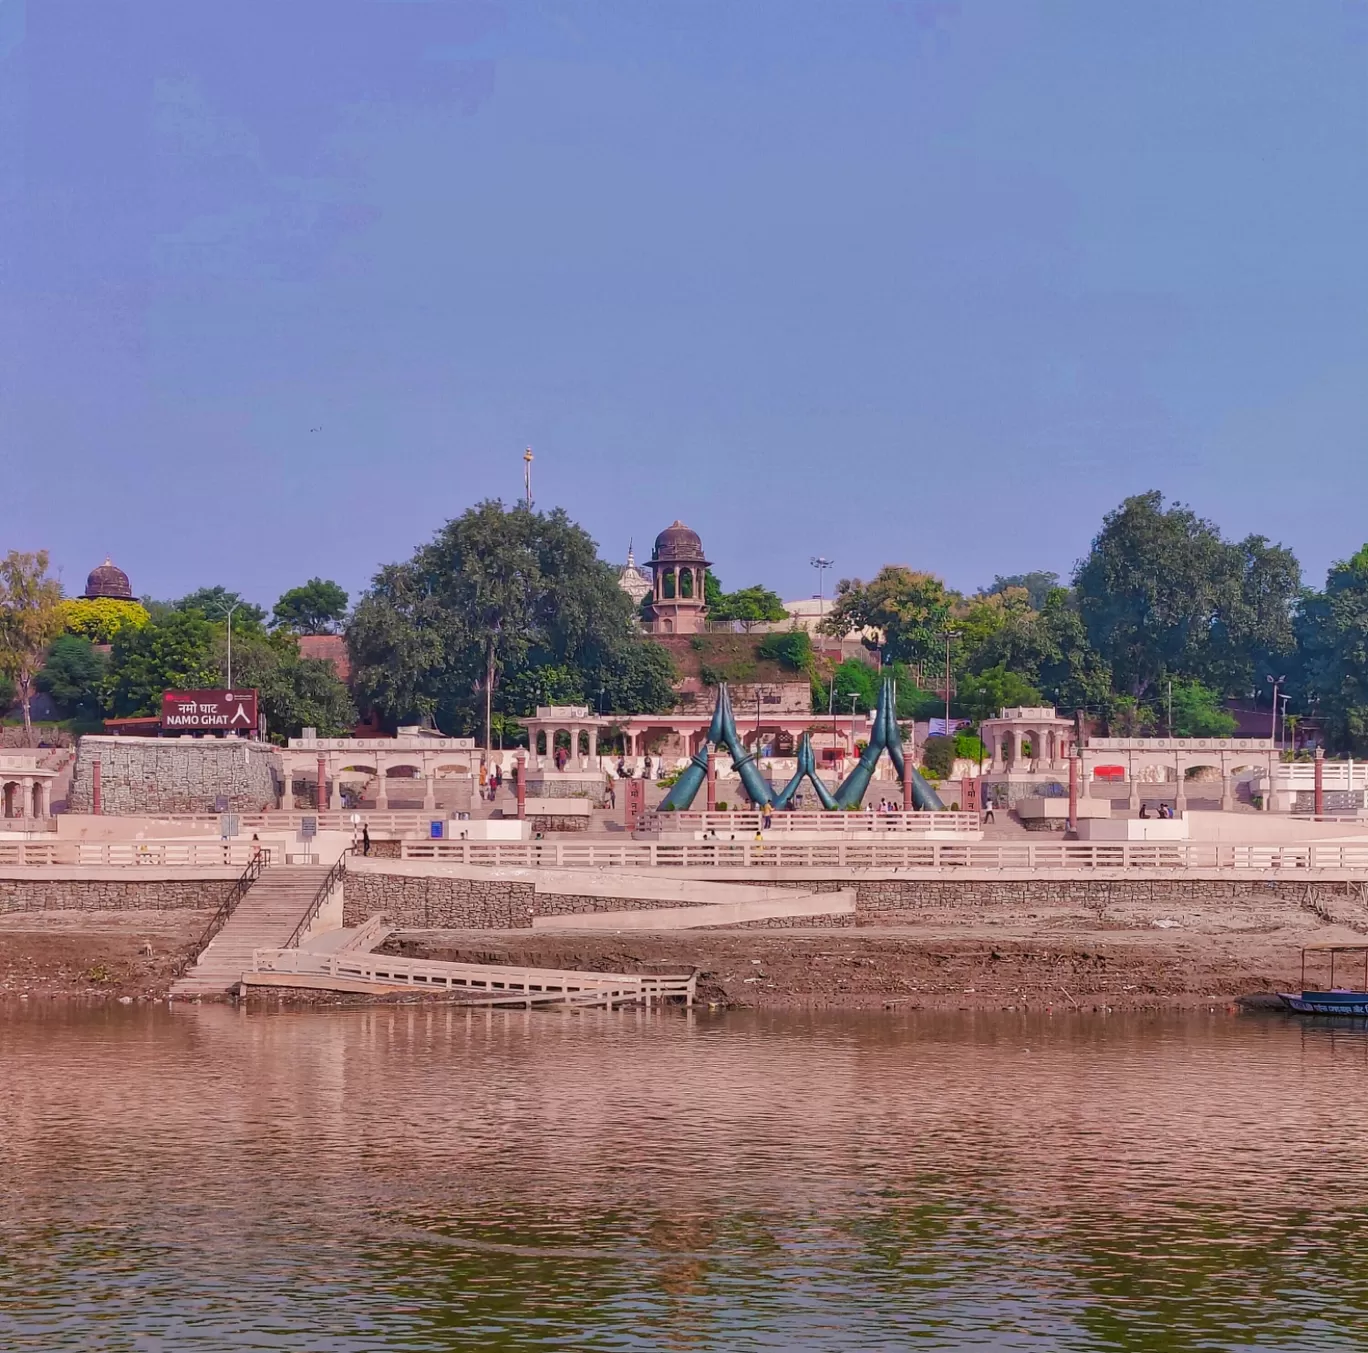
[810,557,834,621]
[849,694,860,754]
[214,601,243,690]
[1267,674,1286,748]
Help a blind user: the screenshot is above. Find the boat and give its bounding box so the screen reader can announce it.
[1278,942,1368,1016]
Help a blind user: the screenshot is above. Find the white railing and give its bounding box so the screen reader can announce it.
[158,810,441,834]
[397,837,1368,875]
[251,948,695,1005]
[639,810,982,835]
[0,840,271,868]
[1271,763,1368,788]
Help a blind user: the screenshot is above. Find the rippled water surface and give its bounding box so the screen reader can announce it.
[4,1004,1368,1351]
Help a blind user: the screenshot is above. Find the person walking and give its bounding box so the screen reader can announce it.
[762,802,773,831]
[362,824,371,856]
[605,774,616,810]
[982,791,995,825]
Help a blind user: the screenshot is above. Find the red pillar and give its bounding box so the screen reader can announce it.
[91,758,102,816]
[317,755,327,812]
[706,751,717,811]
[903,764,914,811]
[1314,747,1324,817]
[1068,753,1079,831]
[516,752,527,819]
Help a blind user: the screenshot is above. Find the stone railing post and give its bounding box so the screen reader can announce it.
[92,758,102,816]
[1314,747,1325,817]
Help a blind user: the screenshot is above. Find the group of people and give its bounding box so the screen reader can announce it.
[478,762,504,802]
[615,756,654,780]
[1139,801,1176,819]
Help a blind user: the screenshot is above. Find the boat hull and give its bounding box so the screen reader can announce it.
[1278,991,1368,1016]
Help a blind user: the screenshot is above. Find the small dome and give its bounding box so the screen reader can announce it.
[82,557,133,601]
[652,520,707,562]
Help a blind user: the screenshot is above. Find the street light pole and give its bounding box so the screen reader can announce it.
[941,630,961,736]
[1267,674,1287,749]
[215,601,242,689]
[810,556,834,623]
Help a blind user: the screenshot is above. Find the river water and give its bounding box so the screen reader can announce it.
[3,1003,1368,1351]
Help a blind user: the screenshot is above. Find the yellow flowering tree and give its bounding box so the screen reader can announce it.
[59,597,150,644]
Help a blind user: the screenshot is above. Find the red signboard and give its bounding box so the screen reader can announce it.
[161,689,259,731]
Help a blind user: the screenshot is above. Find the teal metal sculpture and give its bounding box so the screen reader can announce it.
[657,677,944,813]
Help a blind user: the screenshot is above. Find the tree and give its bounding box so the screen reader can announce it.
[58,597,149,644]
[1074,492,1300,700]
[175,587,267,629]
[920,734,957,779]
[955,665,1042,723]
[712,585,787,633]
[758,629,814,673]
[104,610,218,717]
[272,578,349,635]
[349,501,675,742]
[988,572,1060,610]
[812,657,880,718]
[821,566,953,665]
[0,550,66,741]
[1297,545,1368,754]
[37,635,108,721]
[1165,679,1238,737]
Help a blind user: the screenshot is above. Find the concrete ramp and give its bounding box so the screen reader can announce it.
[532,887,856,931]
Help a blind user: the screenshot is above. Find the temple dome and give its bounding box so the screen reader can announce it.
[652,521,708,563]
[82,557,133,601]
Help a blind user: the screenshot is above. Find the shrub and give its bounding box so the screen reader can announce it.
[920,735,957,779]
[758,630,813,672]
[59,597,149,644]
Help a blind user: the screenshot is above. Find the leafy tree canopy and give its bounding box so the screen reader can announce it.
[37,635,107,721]
[272,578,349,634]
[812,657,880,717]
[0,550,67,740]
[348,501,676,742]
[1296,546,1368,754]
[1164,679,1238,738]
[955,665,1042,724]
[712,585,787,632]
[987,572,1061,610]
[104,610,219,717]
[1073,491,1298,699]
[175,586,267,630]
[821,566,953,665]
[58,597,149,644]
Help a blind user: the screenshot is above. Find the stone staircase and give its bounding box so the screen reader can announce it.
[171,865,332,998]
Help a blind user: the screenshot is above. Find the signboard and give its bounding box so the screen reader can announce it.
[219,813,240,839]
[161,689,259,732]
[300,816,318,840]
[430,820,444,839]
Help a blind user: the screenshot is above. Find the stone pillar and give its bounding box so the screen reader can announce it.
[706,751,717,811]
[516,753,527,819]
[1220,774,1235,812]
[329,775,343,811]
[588,729,598,764]
[1315,747,1325,817]
[317,756,327,814]
[92,758,102,816]
[903,761,914,811]
[1128,771,1140,813]
[375,769,389,810]
[1174,770,1187,817]
[280,764,295,811]
[19,777,32,820]
[423,776,437,812]
[1068,754,1078,830]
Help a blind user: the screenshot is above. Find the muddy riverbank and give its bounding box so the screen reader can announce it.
[5,896,1364,1008]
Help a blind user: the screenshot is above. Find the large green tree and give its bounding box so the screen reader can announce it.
[711,585,787,633]
[223,629,356,738]
[348,501,676,743]
[175,586,268,628]
[272,578,349,634]
[0,550,66,742]
[1073,491,1298,698]
[821,566,953,665]
[104,610,219,716]
[37,635,108,721]
[1297,545,1368,753]
[988,571,1060,610]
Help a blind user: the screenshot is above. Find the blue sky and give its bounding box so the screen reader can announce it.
[3,0,1365,608]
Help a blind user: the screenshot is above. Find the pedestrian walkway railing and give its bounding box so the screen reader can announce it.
[250,948,696,1007]
[284,856,347,950]
[638,809,982,835]
[0,840,273,868]
[396,838,1368,875]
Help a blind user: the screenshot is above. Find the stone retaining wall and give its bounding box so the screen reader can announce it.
[69,736,280,815]
[0,878,227,913]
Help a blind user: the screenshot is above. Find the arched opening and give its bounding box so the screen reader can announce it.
[2,782,16,817]
[679,569,694,599]
[662,569,676,600]
[31,783,43,817]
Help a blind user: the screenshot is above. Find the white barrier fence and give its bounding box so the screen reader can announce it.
[399,837,1368,875]
[638,809,983,835]
[0,840,270,868]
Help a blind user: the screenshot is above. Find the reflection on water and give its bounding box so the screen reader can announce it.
[3,1003,1368,1350]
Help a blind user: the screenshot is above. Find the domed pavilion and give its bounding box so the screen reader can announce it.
[646,521,710,634]
[81,557,134,601]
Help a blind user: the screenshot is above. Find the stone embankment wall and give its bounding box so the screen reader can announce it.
[0,879,226,913]
[344,873,733,930]
[345,868,1367,931]
[69,736,280,815]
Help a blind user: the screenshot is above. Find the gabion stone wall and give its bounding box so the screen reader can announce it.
[68,736,281,815]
